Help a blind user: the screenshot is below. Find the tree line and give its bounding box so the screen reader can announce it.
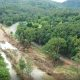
[16,10,80,62]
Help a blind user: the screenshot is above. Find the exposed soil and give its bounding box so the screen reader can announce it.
[0,28,8,41]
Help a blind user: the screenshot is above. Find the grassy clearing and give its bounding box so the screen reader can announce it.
[53,65,80,80]
[43,74,55,80]
[54,65,80,77]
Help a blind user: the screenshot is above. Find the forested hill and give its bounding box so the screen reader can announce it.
[1,0,80,9]
[0,0,59,8]
[62,0,80,8]
[0,0,60,26]
[0,0,80,26]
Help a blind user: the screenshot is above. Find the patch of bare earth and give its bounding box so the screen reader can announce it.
[0,28,8,41]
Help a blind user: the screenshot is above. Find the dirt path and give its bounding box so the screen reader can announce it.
[60,56,74,65]
[60,56,80,68]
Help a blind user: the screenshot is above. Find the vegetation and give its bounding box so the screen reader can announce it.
[43,38,66,60]
[0,54,10,80]
[0,0,80,79]
[16,11,80,62]
[19,58,32,77]
[54,65,80,80]
[0,0,80,26]
[25,59,32,76]
[19,58,26,71]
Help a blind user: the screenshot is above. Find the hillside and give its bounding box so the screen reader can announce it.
[0,0,80,80]
[0,0,58,26]
[62,0,80,8]
[1,0,80,26]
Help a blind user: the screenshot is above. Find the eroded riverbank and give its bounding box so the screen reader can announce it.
[0,23,55,80]
[0,41,48,80]
[0,41,21,80]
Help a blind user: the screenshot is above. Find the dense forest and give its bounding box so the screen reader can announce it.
[0,0,80,80]
[16,11,80,62]
[0,0,80,62]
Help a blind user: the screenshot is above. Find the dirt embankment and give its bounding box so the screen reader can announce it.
[0,28,8,41]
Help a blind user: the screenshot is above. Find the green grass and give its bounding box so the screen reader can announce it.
[0,54,10,80]
[43,74,55,80]
[54,65,80,76]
